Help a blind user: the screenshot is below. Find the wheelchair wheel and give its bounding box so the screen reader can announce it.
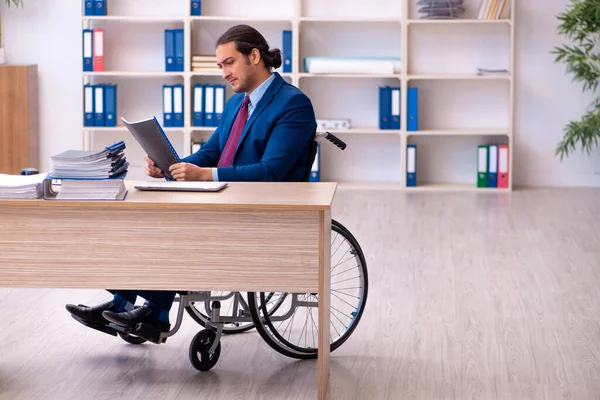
[189,329,221,372]
[248,219,368,359]
[185,292,288,334]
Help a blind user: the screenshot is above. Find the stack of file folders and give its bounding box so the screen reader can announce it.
[417,0,465,19]
[44,141,129,200]
[0,173,47,199]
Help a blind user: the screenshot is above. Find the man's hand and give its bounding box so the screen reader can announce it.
[169,163,213,181]
[144,156,164,178]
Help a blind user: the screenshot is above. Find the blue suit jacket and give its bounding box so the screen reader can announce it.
[182,73,317,182]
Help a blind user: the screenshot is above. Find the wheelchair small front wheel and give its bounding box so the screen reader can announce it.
[189,329,221,372]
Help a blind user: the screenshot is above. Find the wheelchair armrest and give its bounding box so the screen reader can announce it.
[316,131,347,150]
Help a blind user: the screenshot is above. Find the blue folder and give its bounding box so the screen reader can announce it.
[174,29,184,72]
[407,87,418,131]
[165,30,175,72]
[104,84,117,127]
[193,84,204,126]
[172,84,184,127]
[82,29,93,72]
[83,84,94,127]
[94,84,105,126]
[379,86,391,129]
[282,30,292,73]
[163,84,173,128]
[84,0,94,16]
[191,0,201,16]
[94,0,106,16]
[406,144,417,187]
[309,143,320,182]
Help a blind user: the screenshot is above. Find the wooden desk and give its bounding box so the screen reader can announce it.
[0,181,336,399]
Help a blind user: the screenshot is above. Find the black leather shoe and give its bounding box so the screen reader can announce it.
[102,304,170,332]
[66,301,116,325]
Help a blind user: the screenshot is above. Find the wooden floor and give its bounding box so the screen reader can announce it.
[1,187,600,399]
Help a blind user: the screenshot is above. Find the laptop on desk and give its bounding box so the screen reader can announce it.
[134,181,228,192]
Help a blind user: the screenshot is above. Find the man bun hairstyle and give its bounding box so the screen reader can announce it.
[216,24,283,70]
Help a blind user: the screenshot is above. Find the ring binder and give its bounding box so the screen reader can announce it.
[121,116,181,181]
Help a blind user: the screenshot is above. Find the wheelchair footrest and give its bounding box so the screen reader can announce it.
[132,322,168,345]
[71,315,118,337]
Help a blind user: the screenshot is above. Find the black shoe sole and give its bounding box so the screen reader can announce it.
[71,314,118,337]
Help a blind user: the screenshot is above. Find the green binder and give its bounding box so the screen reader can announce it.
[477,145,488,188]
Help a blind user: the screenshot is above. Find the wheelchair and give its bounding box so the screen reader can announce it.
[74,132,369,372]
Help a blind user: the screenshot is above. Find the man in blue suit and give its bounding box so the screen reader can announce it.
[66,25,317,335]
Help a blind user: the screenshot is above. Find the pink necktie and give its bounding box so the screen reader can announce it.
[218,96,251,167]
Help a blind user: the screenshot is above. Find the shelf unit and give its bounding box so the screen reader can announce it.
[81,0,514,191]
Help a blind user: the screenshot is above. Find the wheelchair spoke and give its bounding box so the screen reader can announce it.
[332,253,357,271]
[308,303,318,348]
[331,291,358,310]
[330,304,352,322]
[331,234,345,260]
[331,265,360,279]
[330,311,343,339]
[331,275,362,286]
[331,288,361,299]
[331,247,352,275]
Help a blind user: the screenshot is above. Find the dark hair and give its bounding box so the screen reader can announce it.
[216,24,282,70]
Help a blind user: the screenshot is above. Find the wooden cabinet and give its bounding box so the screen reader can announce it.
[0,65,39,174]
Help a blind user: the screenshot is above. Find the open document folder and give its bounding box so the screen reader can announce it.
[0,173,48,199]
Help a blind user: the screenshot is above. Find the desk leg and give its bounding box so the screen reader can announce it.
[318,209,331,400]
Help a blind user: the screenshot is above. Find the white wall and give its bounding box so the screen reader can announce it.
[1,0,599,187]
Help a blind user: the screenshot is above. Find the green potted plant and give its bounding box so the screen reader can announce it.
[552,0,600,160]
[0,0,23,64]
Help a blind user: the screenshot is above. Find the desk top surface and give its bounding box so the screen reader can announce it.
[0,181,338,211]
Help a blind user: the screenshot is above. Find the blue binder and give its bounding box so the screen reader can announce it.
[390,87,400,129]
[487,144,498,188]
[82,29,93,72]
[282,30,292,73]
[83,84,94,127]
[309,143,320,182]
[406,144,417,187]
[193,84,204,126]
[379,86,391,129]
[172,84,184,127]
[94,0,106,16]
[204,84,215,127]
[214,85,225,126]
[174,29,184,72]
[163,85,173,128]
[407,87,418,131]
[94,84,105,126]
[84,0,94,16]
[164,30,175,72]
[104,84,117,127]
[191,0,201,16]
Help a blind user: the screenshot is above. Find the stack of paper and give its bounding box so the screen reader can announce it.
[191,55,219,73]
[417,0,465,19]
[0,173,47,199]
[45,140,129,201]
[50,178,127,201]
[476,68,509,76]
[51,141,128,179]
[303,57,401,75]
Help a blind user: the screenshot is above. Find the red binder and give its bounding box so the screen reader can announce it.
[498,144,509,188]
[93,29,104,71]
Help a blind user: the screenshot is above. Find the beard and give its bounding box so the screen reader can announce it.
[232,65,256,93]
